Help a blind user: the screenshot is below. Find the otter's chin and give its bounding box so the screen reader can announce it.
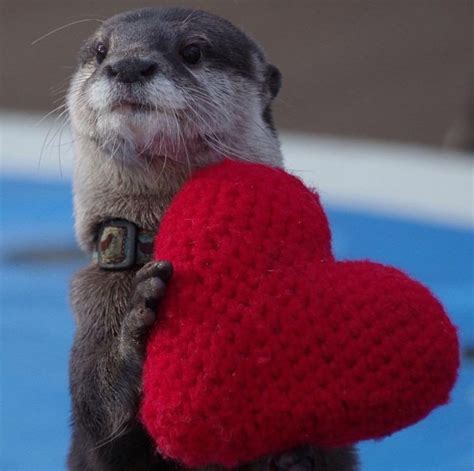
[106,108,158,133]
[93,110,197,162]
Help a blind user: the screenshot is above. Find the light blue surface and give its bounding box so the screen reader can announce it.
[1,177,473,471]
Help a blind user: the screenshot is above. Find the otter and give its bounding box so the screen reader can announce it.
[67,7,359,471]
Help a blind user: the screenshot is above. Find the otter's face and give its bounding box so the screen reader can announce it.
[68,8,281,164]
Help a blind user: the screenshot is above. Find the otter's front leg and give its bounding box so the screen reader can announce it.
[68,261,173,470]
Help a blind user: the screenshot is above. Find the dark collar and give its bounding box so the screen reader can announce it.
[92,219,154,270]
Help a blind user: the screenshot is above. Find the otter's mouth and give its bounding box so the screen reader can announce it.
[111,101,160,113]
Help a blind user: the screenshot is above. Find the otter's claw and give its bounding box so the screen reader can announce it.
[135,260,174,284]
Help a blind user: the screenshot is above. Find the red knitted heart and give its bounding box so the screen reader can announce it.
[141,160,459,468]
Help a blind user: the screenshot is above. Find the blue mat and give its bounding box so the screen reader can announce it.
[1,177,472,471]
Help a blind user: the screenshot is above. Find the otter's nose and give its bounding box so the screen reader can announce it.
[105,58,158,84]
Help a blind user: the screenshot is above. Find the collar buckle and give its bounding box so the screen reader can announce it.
[96,219,137,270]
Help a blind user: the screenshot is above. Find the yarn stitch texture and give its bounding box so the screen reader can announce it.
[141,160,459,468]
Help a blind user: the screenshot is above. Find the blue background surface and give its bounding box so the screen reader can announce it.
[1,177,473,471]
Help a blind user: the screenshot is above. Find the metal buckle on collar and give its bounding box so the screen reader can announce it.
[96,219,137,270]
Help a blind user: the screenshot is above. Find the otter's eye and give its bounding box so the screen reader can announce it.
[96,42,107,63]
[180,44,202,65]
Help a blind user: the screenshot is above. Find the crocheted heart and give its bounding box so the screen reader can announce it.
[141,160,459,468]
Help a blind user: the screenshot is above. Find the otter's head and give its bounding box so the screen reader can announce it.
[68,7,282,168]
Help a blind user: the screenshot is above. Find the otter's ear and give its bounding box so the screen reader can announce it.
[265,64,282,99]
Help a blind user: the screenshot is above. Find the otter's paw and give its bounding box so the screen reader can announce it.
[120,260,173,350]
[267,448,314,471]
[265,446,359,471]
